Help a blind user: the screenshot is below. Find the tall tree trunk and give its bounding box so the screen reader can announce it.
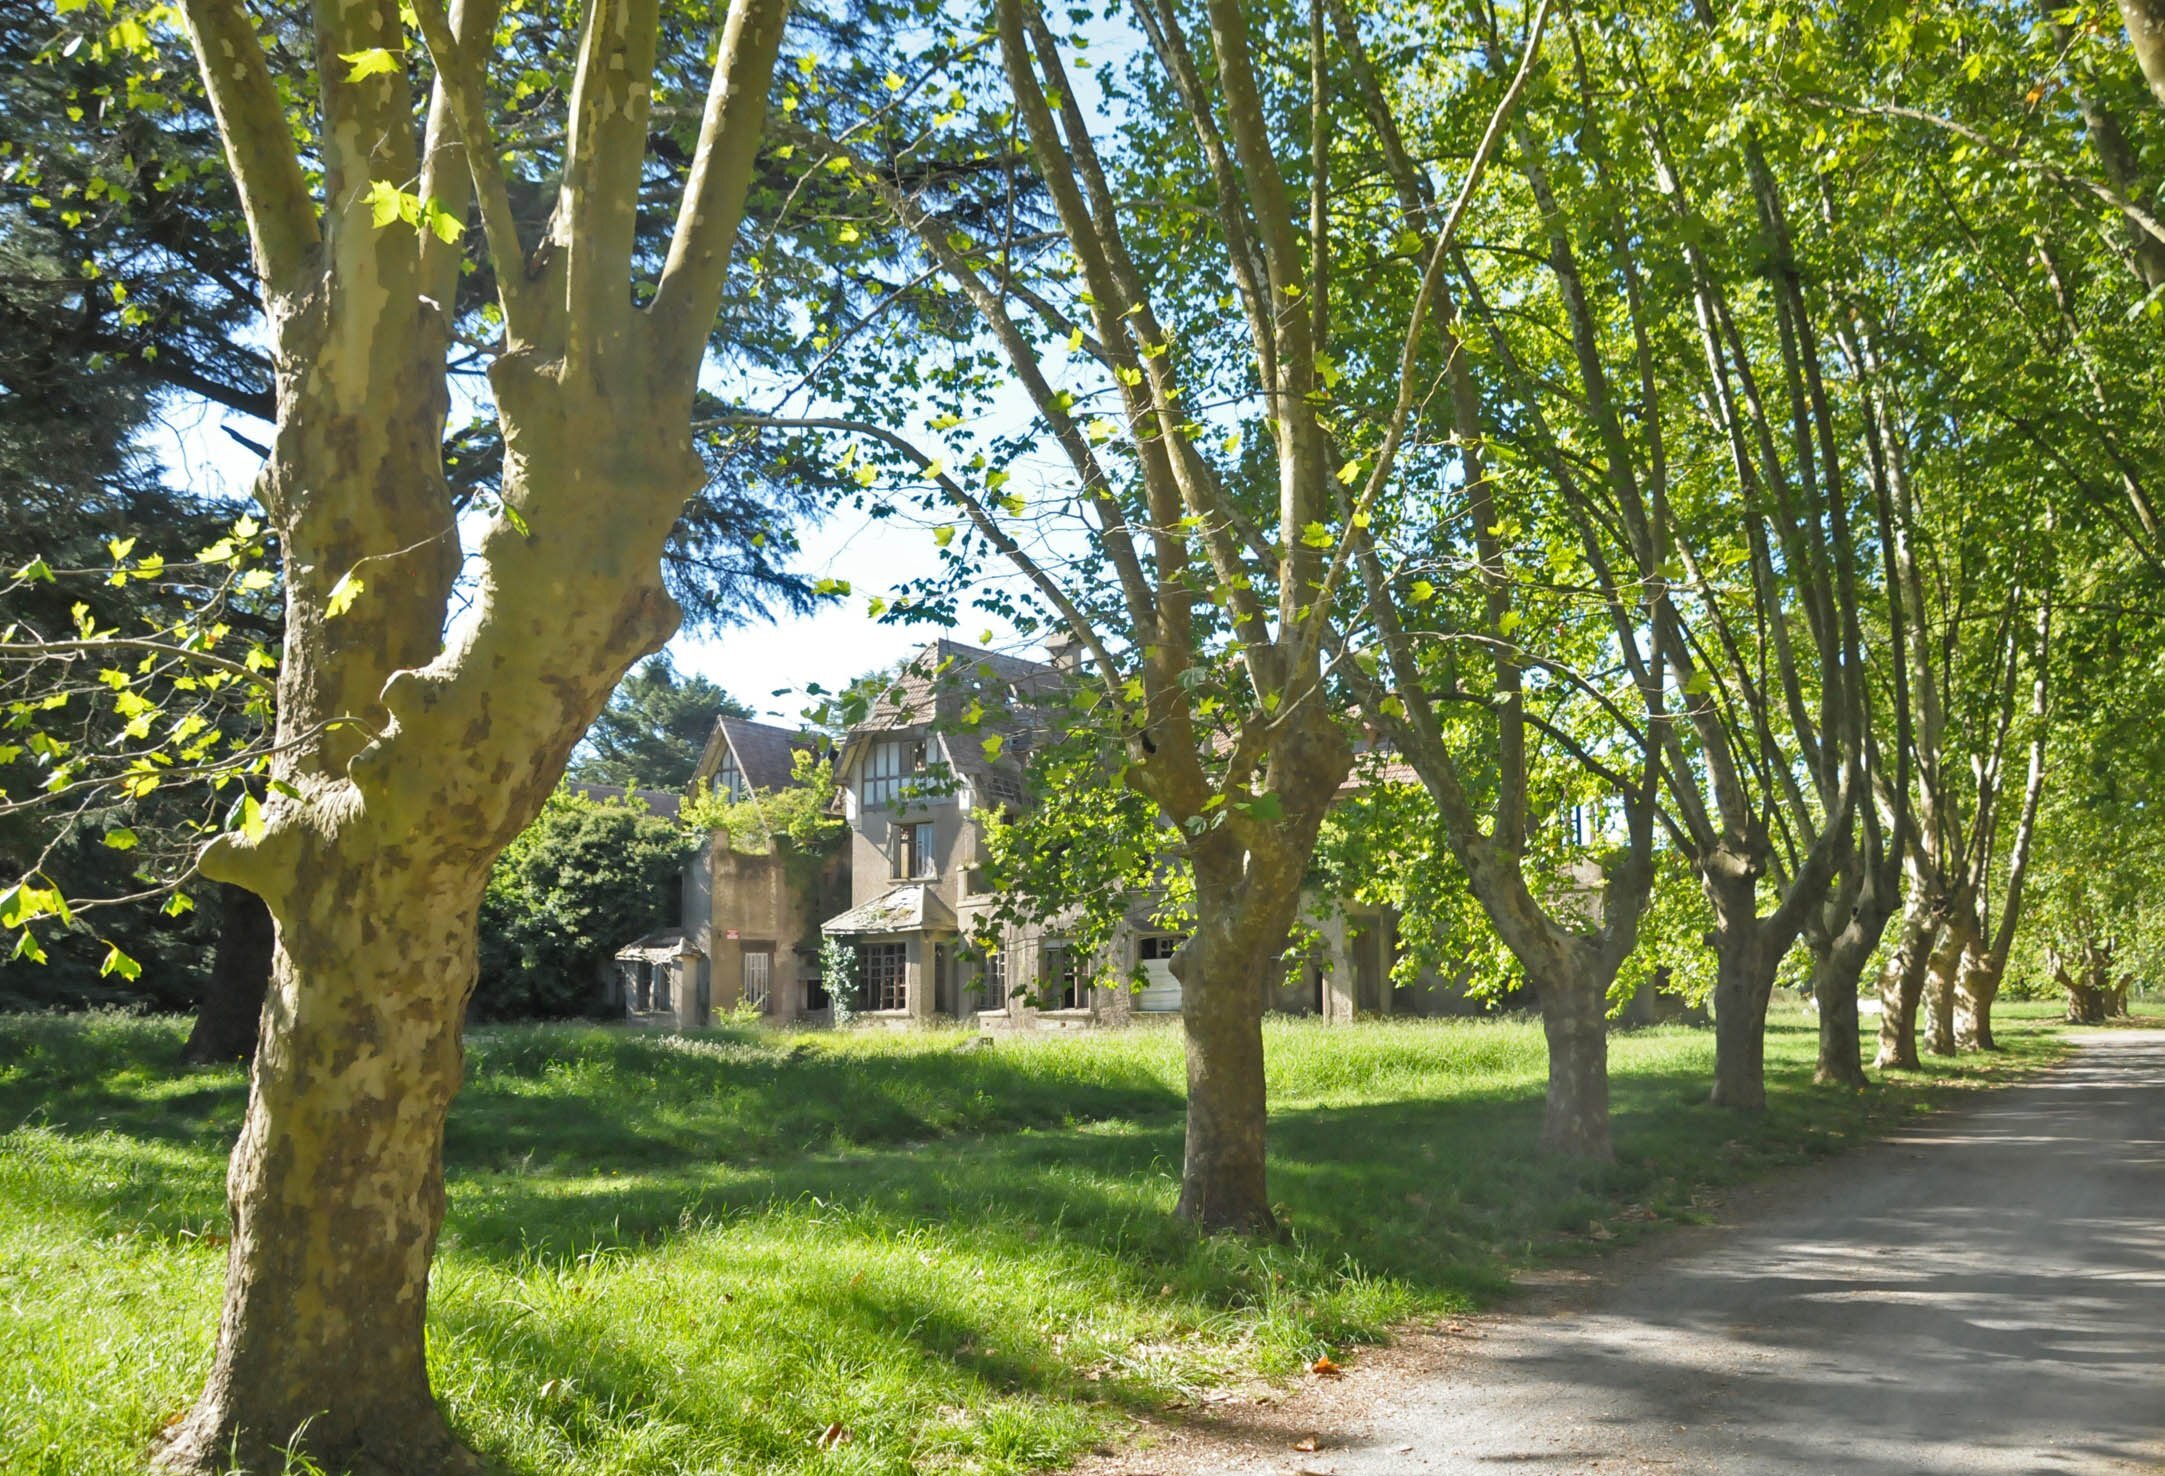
[1172,846,1306,1234]
[1956,952,2002,1051]
[1811,933,1871,1087]
[160,850,484,1474]
[2059,950,2108,1023]
[182,883,275,1065]
[1923,919,1969,1056]
[1536,963,1612,1157]
[1813,854,1902,1087]
[1874,902,1935,1069]
[1709,922,1773,1110]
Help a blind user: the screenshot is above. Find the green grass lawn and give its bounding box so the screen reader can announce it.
[0,1003,2064,1475]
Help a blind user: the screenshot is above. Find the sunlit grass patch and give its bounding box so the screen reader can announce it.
[0,1004,2063,1474]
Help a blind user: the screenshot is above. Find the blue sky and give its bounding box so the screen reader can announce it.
[141,386,1041,731]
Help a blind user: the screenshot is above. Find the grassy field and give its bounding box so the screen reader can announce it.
[0,1003,2065,1475]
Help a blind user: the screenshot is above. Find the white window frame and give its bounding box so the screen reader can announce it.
[859,737,926,809]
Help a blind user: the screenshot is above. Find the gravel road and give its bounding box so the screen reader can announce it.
[1090,1030,2165,1476]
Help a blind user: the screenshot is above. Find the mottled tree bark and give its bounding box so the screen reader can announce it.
[1923,920,1969,1057]
[156,0,788,1463]
[1172,863,1284,1233]
[1956,954,2003,1051]
[165,855,485,1474]
[1537,967,1613,1156]
[1874,900,1936,1069]
[1710,920,1775,1110]
[2121,0,2165,107]
[1810,933,1871,1088]
[182,883,275,1065]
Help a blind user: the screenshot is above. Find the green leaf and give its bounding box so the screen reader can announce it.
[980,733,1005,762]
[12,930,46,965]
[325,569,365,619]
[365,179,404,229]
[102,827,138,851]
[1299,521,1333,549]
[933,525,955,549]
[99,944,141,981]
[426,202,465,245]
[340,47,401,81]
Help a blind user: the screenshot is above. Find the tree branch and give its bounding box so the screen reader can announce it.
[175,0,318,297]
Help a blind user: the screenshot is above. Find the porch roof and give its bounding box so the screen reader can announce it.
[820,884,958,936]
[614,928,702,963]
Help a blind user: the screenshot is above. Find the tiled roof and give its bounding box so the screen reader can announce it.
[717,715,814,791]
[821,883,960,935]
[864,639,1065,729]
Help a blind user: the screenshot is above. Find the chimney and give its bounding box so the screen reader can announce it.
[1045,630,1085,673]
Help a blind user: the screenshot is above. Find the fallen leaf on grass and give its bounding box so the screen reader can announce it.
[1309,1356,1341,1377]
[816,1423,852,1450]
[1292,1435,1319,1452]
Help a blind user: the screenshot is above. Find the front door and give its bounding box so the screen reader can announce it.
[934,942,957,1017]
[743,947,773,1012]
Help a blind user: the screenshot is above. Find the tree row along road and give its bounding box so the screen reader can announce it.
[1278,1032,2165,1475]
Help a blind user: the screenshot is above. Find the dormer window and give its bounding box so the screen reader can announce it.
[860,736,926,808]
[717,749,746,801]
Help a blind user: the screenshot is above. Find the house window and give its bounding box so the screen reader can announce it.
[1138,935,1184,962]
[860,737,926,808]
[860,942,908,1012]
[983,945,1007,1001]
[894,819,936,879]
[654,963,673,1012]
[717,750,746,801]
[743,946,773,1011]
[1044,945,1086,1010]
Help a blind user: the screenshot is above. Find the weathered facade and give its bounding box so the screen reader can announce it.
[650,640,1533,1031]
[666,716,849,1025]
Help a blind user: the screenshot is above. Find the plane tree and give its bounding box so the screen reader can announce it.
[21,0,804,1463]
[748,0,1599,1220]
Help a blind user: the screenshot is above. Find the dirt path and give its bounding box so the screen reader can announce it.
[1081,1030,2165,1476]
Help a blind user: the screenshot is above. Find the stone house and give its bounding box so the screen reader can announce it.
[666,715,849,1028]
[653,638,1506,1031]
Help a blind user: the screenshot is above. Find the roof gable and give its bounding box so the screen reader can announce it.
[693,714,819,793]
